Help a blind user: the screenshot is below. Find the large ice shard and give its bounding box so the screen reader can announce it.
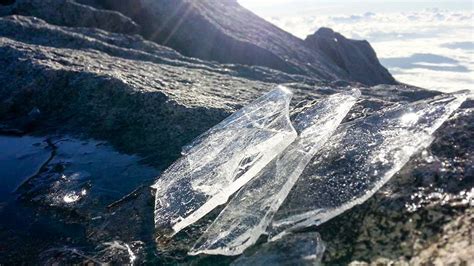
[152,86,297,236]
[189,90,360,255]
[269,92,467,238]
[230,232,325,266]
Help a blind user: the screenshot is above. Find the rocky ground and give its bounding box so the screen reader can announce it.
[0,0,472,264]
[319,104,474,265]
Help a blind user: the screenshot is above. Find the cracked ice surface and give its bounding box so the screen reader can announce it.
[230,232,325,266]
[269,92,467,238]
[152,86,297,236]
[189,90,360,255]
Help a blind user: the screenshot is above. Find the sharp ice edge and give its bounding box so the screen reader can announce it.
[269,92,467,239]
[172,133,293,234]
[181,85,293,156]
[230,232,325,266]
[189,90,360,256]
[152,87,297,236]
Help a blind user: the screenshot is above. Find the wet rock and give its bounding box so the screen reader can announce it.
[0,135,51,201]
[16,137,160,218]
[0,135,160,263]
[305,27,396,86]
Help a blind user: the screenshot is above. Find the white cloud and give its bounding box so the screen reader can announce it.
[264,9,474,93]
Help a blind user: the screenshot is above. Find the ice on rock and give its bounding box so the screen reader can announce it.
[230,232,325,266]
[152,86,297,236]
[189,90,360,255]
[269,92,467,238]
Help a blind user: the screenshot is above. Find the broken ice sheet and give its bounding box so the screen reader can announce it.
[190,89,360,255]
[231,232,325,266]
[40,241,145,264]
[269,92,467,238]
[152,86,297,236]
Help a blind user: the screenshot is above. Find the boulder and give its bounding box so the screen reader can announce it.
[1,0,399,86]
[305,27,396,86]
[0,0,139,34]
[76,0,397,86]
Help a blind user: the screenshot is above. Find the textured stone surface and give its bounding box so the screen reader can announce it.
[0,0,139,34]
[75,0,397,86]
[305,27,396,86]
[319,105,474,265]
[0,15,275,167]
[0,15,424,167]
[0,5,472,264]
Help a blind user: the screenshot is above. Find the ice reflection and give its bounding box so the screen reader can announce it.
[62,189,87,203]
[14,136,160,213]
[153,87,297,236]
[190,90,359,256]
[270,93,466,237]
[400,111,420,126]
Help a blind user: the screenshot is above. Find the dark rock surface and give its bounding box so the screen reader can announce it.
[0,17,308,171]
[0,0,15,6]
[0,0,139,34]
[305,27,396,86]
[0,15,422,168]
[74,0,338,79]
[0,1,472,264]
[78,0,397,86]
[319,105,474,265]
[1,0,398,85]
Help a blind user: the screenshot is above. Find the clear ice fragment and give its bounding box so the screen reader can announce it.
[152,86,297,236]
[189,90,360,255]
[269,92,467,238]
[230,232,325,266]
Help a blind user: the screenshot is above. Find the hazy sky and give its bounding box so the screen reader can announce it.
[238,0,474,93]
[238,1,472,16]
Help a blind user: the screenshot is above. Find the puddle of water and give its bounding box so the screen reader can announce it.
[15,137,160,215]
[0,136,51,202]
[0,134,161,263]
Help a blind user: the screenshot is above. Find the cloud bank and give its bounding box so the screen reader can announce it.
[265,9,473,93]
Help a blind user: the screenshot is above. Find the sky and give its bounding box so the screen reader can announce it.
[238,0,474,93]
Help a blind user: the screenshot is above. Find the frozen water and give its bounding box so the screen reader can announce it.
[189,90,360,255]
[40,241,145,264]
[230,232,325,266]
[152,86,297,236]
[269,92,467,238]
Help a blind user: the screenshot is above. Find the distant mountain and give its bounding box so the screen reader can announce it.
[305,27,395,85]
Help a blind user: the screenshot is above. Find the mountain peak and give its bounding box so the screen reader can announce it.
[305,27,396,86]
